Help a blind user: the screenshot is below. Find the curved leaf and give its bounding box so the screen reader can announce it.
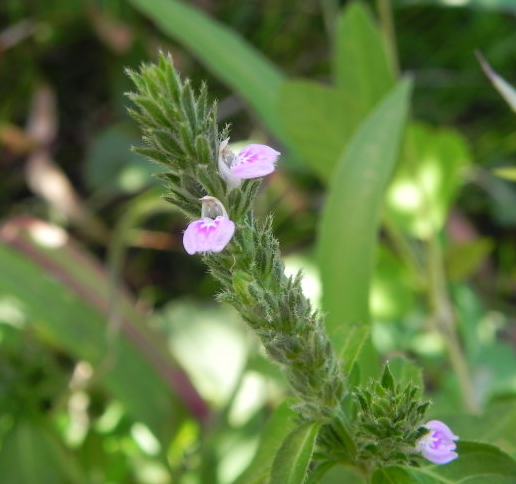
[318,79,412,354]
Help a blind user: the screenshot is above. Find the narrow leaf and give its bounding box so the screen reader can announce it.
[477,51,516,112]
[318,79,412,353]
[269,421,322,484]
[232,402,297,484]
[334,2,395,117]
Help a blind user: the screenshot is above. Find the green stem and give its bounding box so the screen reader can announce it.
[427,233,479,413]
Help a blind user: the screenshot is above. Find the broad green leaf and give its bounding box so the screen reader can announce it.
[279,80,362,181]
[334,2,395,117]
[386,123,470,239]
[269,421,322,484]
[373,442,516,483]
[478,54,516,111]
[0,420,83,484]
[232,402,297,484]
[0,218,205,444]
[127,0,285,134]
[318,79,412,354]
[441,398,516,455]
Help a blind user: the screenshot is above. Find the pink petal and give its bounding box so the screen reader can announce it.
[230,144,280,179]
[182,217,235,255]
[426,420,459,441]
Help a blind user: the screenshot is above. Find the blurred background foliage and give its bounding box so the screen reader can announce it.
[0,0,516,483]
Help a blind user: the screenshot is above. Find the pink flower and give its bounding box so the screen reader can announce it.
[230,143,280,179]
[417,420,459,465]
[183,216,235,254]
[182,196,235,255]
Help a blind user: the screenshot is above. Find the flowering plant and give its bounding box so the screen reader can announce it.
[123,53,494,483]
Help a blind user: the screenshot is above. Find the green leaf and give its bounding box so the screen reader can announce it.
[446,238,493,281]
[387,357,423,388]
[371,245,416,319]
[318,79,412,353]
[232,402,297,484]
[278,80,362,181]
[386,122,470,239]
[373,442,516,484]
[0,218,206,444]
[340,324,371,375]
[334,2,395,117]
[493,167,516,182]
[269,421,322,484]
[0,420,83,484]
[85,124,159,194]
[127,0,285,134]
[441,398,516,455]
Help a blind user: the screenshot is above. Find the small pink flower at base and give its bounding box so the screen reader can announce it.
[230,143,280,179]
[417,420,459,465]
[183,216,235,255]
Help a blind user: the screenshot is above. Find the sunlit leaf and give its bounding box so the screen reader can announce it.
[386,123,470,239]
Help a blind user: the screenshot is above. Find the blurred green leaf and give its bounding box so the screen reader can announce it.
[127,0,285,135]
[85,124,159,194]
[233,402,297,484]
[320,465,367,484]
[0,420,83,484]
[372,442,516,483]
[440,398,516,456]
[334,2,395,117]
[318,79,412,352]
[446,238,493,281]
[386,123,470,239]
[269,421,322,484]
[0,218,206,444]
[493,167,516,182]
[371,245,417,319]
[340,324,370,375]
[278,81,361,181]
[387,357,423,388]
